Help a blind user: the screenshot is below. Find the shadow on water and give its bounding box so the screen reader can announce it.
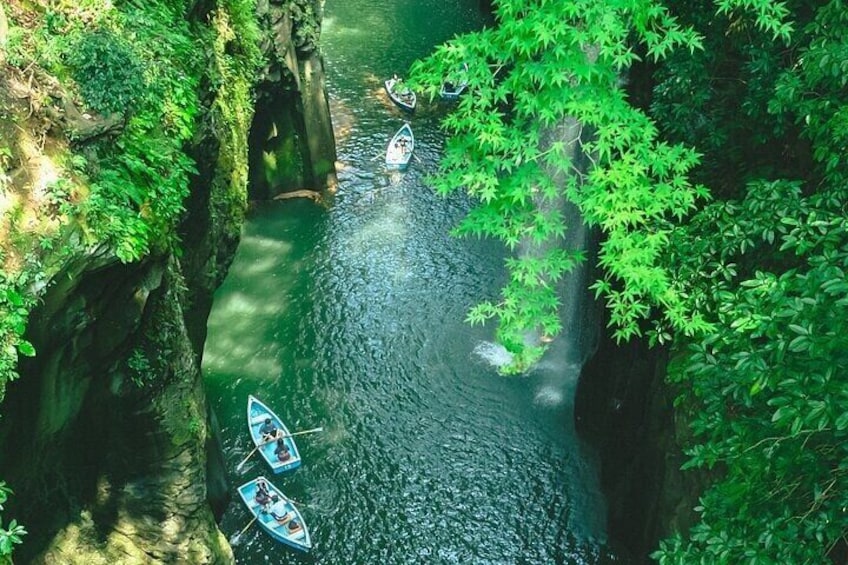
[202,0,622,563]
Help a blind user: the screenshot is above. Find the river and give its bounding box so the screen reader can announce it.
[203,1,619,562]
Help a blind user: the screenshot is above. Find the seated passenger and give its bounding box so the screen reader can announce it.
[287,519,303,533]
[259,418,280,442]
[255,479,272,508]
[268,495,293,525]
[275,438,292,462]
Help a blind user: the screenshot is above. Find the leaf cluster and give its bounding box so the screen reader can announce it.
[0,481,26,559]
[411,0,710,369]
[69,29,146,116]
[285,0,321,52]
[655,180,848,563]
[0,275,36,405]
[650,2,848,560]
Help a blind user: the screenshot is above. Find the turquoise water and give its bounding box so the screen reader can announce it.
[203,1,619,562]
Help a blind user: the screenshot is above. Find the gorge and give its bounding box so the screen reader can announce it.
[0,0,704,563]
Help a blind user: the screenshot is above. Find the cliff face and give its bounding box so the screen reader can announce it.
[248,0,338,199]
[575,334,701,563]
[1,254,232,564]
[0,1,335,562]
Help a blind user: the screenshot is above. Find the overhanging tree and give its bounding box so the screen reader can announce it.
[412,0,716,372]
[415,0,848,562]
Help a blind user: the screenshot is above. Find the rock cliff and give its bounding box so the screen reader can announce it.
[0,1,335,562]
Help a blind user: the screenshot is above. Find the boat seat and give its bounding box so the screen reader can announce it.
[271,511,294,527]
[250,415,270,426]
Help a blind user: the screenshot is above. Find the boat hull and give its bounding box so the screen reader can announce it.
[385,123,415,171]
[237,476,312,552]
[439,63,469,100]
[439,85,467,100]
[385,78,416,112]
[247,395,302,473]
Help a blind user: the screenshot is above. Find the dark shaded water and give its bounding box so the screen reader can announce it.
[204,1,619,562]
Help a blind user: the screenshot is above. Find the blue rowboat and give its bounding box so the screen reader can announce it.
[237,476,313,552]
[439,63,469,100]
[385,123,414,171]
[385,76,416,112]
[247,395,302,473]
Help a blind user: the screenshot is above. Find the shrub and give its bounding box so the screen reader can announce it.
[69,30,145,116]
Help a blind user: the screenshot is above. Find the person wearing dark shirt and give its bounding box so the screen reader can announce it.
[275,438,291,462]
[255,479,272,508]
[259,418,280,442]
[287,518,303,533]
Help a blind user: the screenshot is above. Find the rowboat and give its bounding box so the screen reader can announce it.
[247,395,302,473]
[385,123,415,171]
[385,77,416,112]
[237,476,312,552]
[439,63,469,100]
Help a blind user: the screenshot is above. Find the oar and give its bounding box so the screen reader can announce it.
[282,496,310,508]
[235,427,324,472]
[229,515,258,545]
[235,442,268,472]
[280,426,324,439]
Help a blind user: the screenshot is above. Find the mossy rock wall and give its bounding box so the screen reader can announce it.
[249,0,338,200]
[0,0,335,562]
[0,254,231,564]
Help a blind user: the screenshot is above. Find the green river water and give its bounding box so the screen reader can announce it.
[203,1,621,563]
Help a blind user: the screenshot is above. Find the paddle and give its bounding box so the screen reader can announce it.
[229,515,258,545]
[282,496,310,508]
[235,427,325,472]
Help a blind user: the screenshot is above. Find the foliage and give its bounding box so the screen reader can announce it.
[0,482,26,560]
[206,0,264,238]
[411,0,711,370]
[0,1,265,559]
[0,278,35,404]
[285,0,321,52]
[127,348,155,388]
[69,30,146,116]
[417,0,847,561]
[76,1,204,261]
[649,0,800,196]
[653,179,848,563]
[650,2,848,562]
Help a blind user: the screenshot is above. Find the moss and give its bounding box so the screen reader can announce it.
[312,157,334,178]
[262,138,306,188]
[0,0,265,404]
[0,3,266,560]
[207,3,263,240]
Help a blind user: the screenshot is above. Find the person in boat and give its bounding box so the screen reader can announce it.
[392,74,411,95]
[275,437,292,462]
[255,479,272,508]
[259,417,282,442]
[286,518,303,534]
[268,495,293,525]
